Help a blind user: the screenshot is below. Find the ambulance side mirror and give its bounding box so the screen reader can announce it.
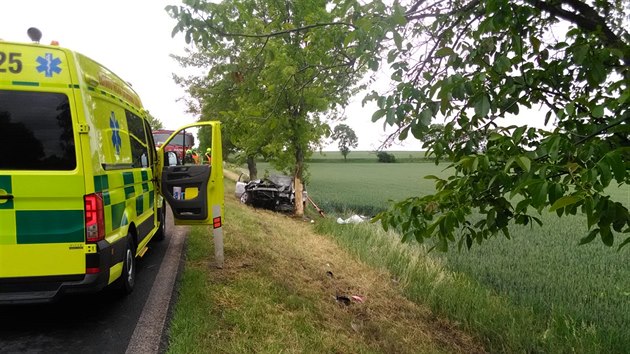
[165,151,179,166]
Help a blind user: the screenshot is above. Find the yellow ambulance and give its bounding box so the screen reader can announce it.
[0,36,224,304]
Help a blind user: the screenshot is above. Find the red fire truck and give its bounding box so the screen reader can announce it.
[152,129,195,162]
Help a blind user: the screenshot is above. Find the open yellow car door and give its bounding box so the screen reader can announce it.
[156,122,224,227]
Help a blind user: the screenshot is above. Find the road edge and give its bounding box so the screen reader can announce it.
[125,207,188,354]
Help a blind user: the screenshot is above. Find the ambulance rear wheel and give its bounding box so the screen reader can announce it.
[154,204,166,241]
[115,237,136,295]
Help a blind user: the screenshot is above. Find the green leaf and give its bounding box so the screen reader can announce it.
[343,31,356,47]
[436,236,448,252]
[420,108,432,126]
[600,226,614,247]
[549,195,581,212]
[411,123,424,140]
[516,156,531,172]
[592,105,605,118]
[393,31,403,50]
[530,36,541,52]
[579,228,599,245]
[474,94,491,117]
[171,24,181,38]
[618,236,630,250]
[387,50,398,64]
[435,47,454,58]
[512,35,523,57]
[488,132,503,141]
[386,109,396,125]
[585,198,597,229]
[548,136,561,160]
[587,61,606,85]
[573,44,588,65]
[494,55,511,73]
[372,109,386,122]
[607,152,626,182]
[535,181,548,207]
[399,126,409,140]
[501,226,510,239]
[440,95,451,114]
[515,198,530,213]
[598,160,612,187]
[544,111,552,125]
[513,126,526,144]
[368,59,380,71]
[391,11,407,26]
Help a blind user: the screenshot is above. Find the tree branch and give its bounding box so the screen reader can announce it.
[406,0,480,21]
[203,20,356,39]
[525,0,630,65]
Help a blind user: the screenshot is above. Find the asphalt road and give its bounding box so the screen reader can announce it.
[0,207,186,354]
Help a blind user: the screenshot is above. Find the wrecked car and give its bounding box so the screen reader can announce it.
[236,174,306,212]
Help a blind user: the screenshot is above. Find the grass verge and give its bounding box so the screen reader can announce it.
[166,180,483,353]
[312,219,603,353]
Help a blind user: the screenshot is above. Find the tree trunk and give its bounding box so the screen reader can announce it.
[246,155,257,180]
[294,147,305,217]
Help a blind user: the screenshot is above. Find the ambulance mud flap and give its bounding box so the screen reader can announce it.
[161,165,210,220]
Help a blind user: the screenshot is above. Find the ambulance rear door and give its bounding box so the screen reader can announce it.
[0,43,87,279]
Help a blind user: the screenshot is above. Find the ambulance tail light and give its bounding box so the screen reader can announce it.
[85,193,105,242]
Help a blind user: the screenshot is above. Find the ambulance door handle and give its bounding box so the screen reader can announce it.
[0,194,13,200]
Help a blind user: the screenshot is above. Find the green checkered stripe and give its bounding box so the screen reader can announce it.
[94,169,155,234]
[0,175,84,245]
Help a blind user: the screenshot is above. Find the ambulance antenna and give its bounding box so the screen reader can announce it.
[27,27,42,43]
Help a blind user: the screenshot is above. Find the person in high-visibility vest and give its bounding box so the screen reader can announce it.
[205,148,212,165]
[184,149,195,164]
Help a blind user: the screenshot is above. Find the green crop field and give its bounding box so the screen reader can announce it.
[256,158,630,351]
[309,150,430,162]
[307,162,448,215]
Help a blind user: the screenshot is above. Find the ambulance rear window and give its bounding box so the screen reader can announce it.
[0,90,76,170]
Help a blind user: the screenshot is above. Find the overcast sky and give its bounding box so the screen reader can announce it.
[1,0,425,151]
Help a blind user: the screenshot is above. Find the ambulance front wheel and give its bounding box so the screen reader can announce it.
[115,237,136,295]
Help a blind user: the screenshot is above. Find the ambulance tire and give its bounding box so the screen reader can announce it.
[154,204,166,241]
[114,236,136,295]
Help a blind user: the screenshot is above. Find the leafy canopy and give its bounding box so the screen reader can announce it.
[167,0,371,216]
[166,0,630,248]
[166,0,367,167]
[145,111,163,130]
[360,0,630,250]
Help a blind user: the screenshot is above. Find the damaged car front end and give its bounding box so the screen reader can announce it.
[236,175,306,212]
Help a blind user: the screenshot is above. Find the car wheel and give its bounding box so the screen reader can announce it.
[240,191,251,204]
[114,236,136,295]
[153,203,166,241]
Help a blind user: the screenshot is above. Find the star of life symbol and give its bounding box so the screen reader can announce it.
[36,53,62,77]
[110,112,122,155]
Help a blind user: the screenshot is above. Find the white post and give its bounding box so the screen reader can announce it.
[212,205,224,268]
